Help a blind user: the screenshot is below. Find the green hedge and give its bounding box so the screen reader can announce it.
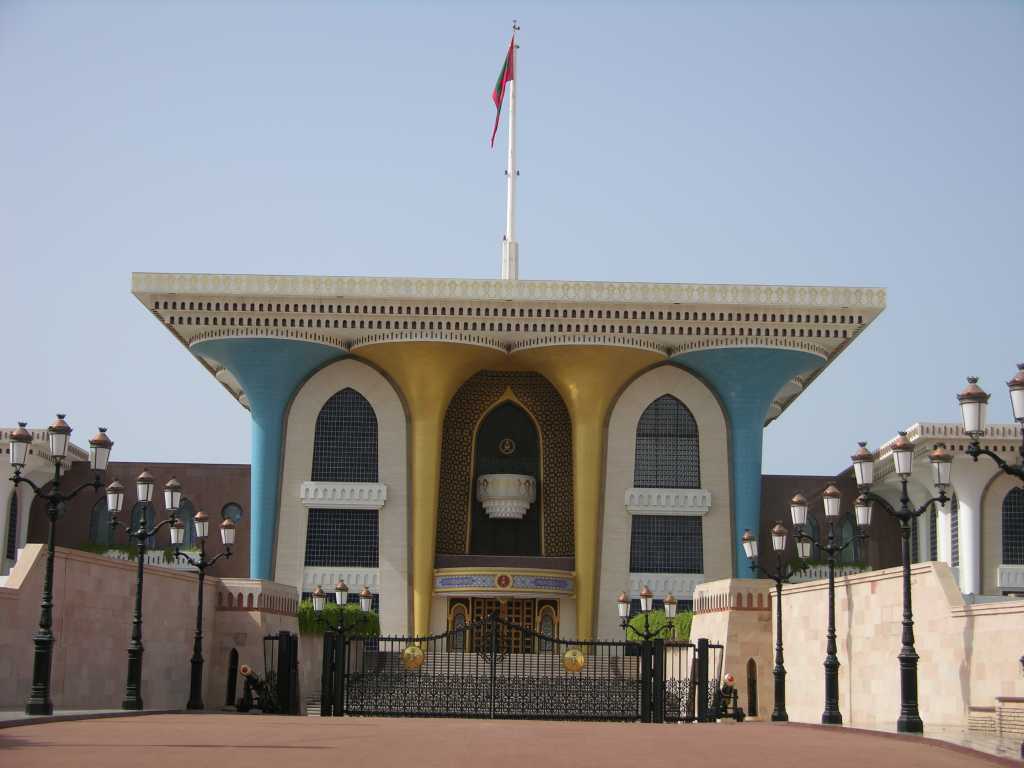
[626,609,692,642]
[296,600,381,637]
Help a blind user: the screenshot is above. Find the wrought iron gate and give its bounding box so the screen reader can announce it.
[320,614,721,722]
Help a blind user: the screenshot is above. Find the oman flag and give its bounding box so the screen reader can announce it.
[490,36,515,147]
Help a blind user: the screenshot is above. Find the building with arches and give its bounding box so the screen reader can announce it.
[128,273,886,639]
[851,421,1024,597]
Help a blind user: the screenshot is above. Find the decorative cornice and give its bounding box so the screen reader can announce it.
[629,572,705,599]
[216,577,301,615]
[997,565,1024,591]
[301,567,380,593]
[133,271,886,422]
[132,272,886,308]
[625,488,711,516]
[299,481,388,510]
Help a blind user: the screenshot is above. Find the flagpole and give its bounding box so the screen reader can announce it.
[502,22,520,280]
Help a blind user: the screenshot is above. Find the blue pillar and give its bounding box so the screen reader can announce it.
[192,338,344,580]
[673,348,823,577]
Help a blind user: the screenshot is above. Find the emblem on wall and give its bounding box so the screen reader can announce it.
[562,647,586,673]
[498,437,517,456]
[402,644,425,670]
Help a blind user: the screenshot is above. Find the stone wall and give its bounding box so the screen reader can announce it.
[690,578,776,718]
[0,544,297,711]
[777,562,1024,727]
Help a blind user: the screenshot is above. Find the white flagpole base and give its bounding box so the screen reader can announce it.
[502,241,519,280]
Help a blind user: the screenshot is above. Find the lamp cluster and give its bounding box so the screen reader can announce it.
[742,522,792,560]
[9,416,113,473]
[957,364,1024,434]
[312,581,374,613]
[616,585,679,622]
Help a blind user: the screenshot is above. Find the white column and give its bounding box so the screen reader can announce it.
[950,457,990,596]
[1,481,13,575]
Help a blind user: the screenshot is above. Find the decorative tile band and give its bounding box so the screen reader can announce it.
[433,568,575,595]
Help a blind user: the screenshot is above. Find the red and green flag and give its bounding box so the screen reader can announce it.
[490,36,515,147]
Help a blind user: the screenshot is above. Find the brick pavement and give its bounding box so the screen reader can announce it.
[0,714,1012,768]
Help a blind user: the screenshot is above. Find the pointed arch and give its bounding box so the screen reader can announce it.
[1002,488,1024,565]
[89,497,113,547]
[311,387,379,482]
[5,492,18,561]
[633,394,700,489]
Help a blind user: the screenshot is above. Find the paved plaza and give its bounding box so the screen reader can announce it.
[0,714,1016,768]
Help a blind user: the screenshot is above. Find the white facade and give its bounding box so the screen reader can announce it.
[870,422,1023,596]
[277,358,410,635]
[596,365,732,638]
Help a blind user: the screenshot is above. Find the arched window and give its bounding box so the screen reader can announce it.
[928,507,938,562]
[5,493,17,561]
[311,388,379,482]
[838,518,861,564]
[537,606,558,652]
[634,395,700,488]
[911,515,920,564]
[950,494,959,568]
[177,498,197,548]
[448,603,468,653]
[221,503,244,524]
[89,498,113,547]
[1002,488,1024,565]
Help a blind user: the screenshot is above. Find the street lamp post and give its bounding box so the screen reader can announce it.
[850,434,951,734]
[742,523,801,722]
[616,586,679,723]
[172,510,235,710]
[312,582,373,717]
[790,484,871,725]
[957,366,1024,753]
[108,472,182,711]
[8,416,113,715]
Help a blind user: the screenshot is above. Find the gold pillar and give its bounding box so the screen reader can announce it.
[356,342,503,636]
[513,346,662,638]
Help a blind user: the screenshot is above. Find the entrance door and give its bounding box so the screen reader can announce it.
[470,597,536,653]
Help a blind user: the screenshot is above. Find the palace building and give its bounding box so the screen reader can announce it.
[128,273,885,640]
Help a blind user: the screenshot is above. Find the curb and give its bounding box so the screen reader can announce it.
[777,720,1021,766]
[0,709,183,729]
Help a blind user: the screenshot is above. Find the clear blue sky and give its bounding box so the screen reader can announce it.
[2,1,1021,477]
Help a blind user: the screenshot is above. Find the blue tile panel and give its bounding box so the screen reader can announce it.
[192,338,345,580]
[673,349,823,577]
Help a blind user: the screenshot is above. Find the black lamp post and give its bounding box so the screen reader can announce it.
[850,435,951,734]
[172,510,235,710]
[616,586,680,723]
[8,417,113,715]
[957,366,1024,753]
[742,523,801,722]
[313,582,373,717]
[108,472,182,711]
[791,484,871,725]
